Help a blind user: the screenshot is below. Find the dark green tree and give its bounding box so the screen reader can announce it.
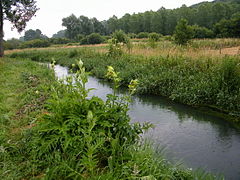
[62,14,81,40]
[24,29,46,41]
[214,13,240,38]
[191,25,214,38]
[0,0,38,56]
[52,30,66,38]
[174,19,193,45]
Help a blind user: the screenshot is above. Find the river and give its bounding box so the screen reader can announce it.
[53,64,240,179]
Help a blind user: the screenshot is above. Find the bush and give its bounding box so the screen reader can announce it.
[128,33,137,39]
[3,38,22,50]
[20,39,50,48]
[49,38,71,45]
[80,33,104,45]
[137,32,149,39]
[148,33,160,41]
[112,30,129,44]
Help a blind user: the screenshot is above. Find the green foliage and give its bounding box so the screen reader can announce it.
[3,51,225,179]
[107,38,124,57]
[192,25,214,39]
[49,38,71,45]
[149,32,161,41]
[137,32,149,38]
[20,39,50,48]
[2,0,38,32]
[3,38,22,50]
[61,0,240,38]
[24,29,48,41]
[214,13,240,38]
[80,33,104,45]
[9,48,240,120]
[112,30,129,44]
[174,19,193,45]
[52,30,66,38]
[0,58,55,179]
[107,30,132,56]
[148,33,161,48]
[27,60,152,178]
[128,33,137,39]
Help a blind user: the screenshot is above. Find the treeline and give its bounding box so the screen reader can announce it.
[4,0,240,50]
[61,0,240,39]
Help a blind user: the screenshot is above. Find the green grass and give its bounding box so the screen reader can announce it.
[0,58,55,179]
[0,57,221,179]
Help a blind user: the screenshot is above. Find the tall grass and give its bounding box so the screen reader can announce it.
[8,48,240,123]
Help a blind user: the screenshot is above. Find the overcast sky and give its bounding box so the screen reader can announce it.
[4,0,212,40]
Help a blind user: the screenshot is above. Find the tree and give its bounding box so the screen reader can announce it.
[173,19,193,45]
[0,0,38,56]
[214,13,240,38]
[191,25,214,38]
[62,14,81,40]
[24,29,45,41]
[52,30,66,38]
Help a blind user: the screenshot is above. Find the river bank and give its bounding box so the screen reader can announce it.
[1,58,220,179]
[8,48,240,127]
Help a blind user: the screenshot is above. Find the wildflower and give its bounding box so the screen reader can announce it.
[35,90,39,94]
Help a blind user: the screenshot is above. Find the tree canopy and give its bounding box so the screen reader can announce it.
[61,0,240,40]
[0,0,38,56]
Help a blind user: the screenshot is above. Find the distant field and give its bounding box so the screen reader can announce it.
[5,38,240,58]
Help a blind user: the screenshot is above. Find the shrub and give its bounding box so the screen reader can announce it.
[174,19,193,45]
[128,33,137,39]
[80,33,104,45]
[148,33,162,48]
[137,32,149,39]
[112,30,129,44]
[20,39,50,48]
[149,33,161,41]
[49,38,71,45]
[3,38,22,50]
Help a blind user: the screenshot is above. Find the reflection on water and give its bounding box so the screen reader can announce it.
[53,65,240,180]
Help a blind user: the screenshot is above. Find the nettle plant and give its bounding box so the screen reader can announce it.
[29,60,151,178]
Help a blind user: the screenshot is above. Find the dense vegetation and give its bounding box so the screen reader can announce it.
[0,58,219,179]
[8,40,240,126]
[61,0,240,39]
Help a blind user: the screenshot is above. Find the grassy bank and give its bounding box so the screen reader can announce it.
[0,58,219,179]
[0,58,55,178]
[8,47,240,124]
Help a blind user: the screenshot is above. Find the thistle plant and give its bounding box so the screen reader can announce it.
[128,79,139,95]
[106,66,121,96]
